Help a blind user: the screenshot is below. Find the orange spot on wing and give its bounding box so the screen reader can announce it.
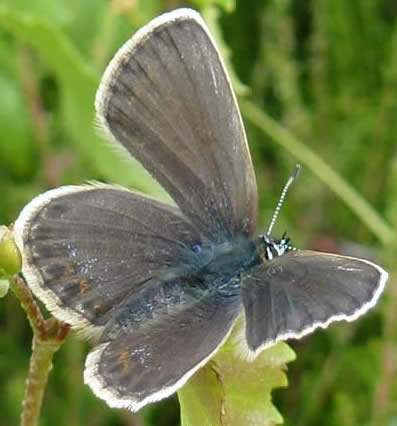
[118,351,130,370]
[79,279,89,295]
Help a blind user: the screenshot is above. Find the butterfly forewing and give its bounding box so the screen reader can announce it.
[96,9,257,240]
[14,185,203,338]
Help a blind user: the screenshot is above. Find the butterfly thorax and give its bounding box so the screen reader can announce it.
[171,236,258,294]
[178,234,294,295]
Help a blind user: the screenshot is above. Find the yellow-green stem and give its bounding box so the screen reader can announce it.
[21,336,62,426]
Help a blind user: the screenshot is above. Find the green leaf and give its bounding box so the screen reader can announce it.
[178,320,295,426]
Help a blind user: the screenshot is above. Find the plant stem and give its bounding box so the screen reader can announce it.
[21,335,62,426]
[10,275,46,338]
[9,274,70,426]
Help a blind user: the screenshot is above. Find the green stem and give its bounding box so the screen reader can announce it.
[239,99,394,245]
[21,335,62,426]
[9,274,70,426]
[11,274,71,426]
[10,275,46,338]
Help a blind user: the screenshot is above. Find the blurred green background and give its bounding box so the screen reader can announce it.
[0,0,396,425]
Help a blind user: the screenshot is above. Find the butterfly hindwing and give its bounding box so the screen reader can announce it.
[84,288,241,411]
[241,250,387,356]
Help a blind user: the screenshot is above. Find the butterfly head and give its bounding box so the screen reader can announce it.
[255,232,295,261]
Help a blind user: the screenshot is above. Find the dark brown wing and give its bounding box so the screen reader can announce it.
[14,185,202,339]
[84,287,241,411]
[242,250,387,356]
[96,9,257,241]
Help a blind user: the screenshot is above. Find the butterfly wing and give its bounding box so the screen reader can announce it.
[96,9,257,240]
[84,287,241,411]
[241,250,388,357]
[14,185,202,339]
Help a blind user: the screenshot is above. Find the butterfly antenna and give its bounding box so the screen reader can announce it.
[266,164,301,236]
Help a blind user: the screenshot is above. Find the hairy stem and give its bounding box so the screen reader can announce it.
[9,273,70,426]
[21,335,62,426]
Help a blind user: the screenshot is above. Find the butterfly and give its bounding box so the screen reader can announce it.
[14,8,388,412]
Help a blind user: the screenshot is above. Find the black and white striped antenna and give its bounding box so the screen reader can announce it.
[266,164,301,236]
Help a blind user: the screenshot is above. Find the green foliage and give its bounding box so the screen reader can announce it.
[179,325,295,426]
[0,0,396,425]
